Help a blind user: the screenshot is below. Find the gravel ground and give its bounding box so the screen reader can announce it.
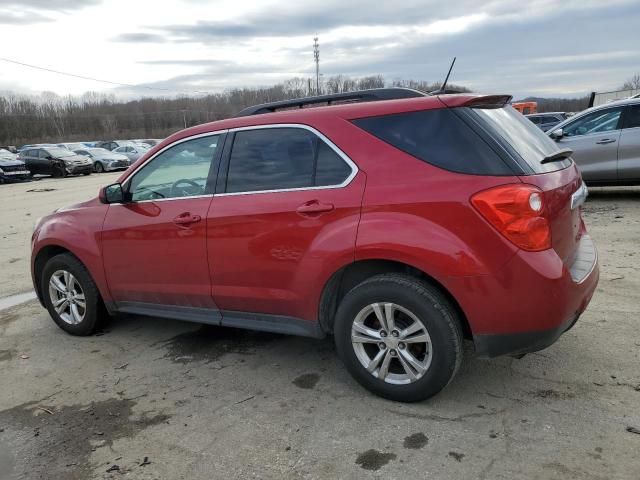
[0,176,639,479]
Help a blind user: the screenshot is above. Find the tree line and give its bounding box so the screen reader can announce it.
[0,75,465,145]
[1,71,637,146]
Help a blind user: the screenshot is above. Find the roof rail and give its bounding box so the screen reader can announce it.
[235,87,427,117]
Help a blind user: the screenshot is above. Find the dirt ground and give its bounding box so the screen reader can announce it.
[0,176,639,479]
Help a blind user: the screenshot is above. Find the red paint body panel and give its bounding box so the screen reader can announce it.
[101,198,216,308]
[31,93,599,355]
[207,173,366,321]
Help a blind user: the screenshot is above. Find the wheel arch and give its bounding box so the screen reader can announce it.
[33,244,112,313]
[318,258,472,340]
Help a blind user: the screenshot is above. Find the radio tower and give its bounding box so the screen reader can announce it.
[313,37,320,95]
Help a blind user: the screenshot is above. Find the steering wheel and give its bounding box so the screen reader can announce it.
[170,179,202,197]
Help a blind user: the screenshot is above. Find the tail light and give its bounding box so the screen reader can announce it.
[471,184,551,251]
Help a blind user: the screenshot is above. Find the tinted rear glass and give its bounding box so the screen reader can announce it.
[353,109,514,175]
[467,106,571,173]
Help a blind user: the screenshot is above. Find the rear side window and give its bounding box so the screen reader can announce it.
[467,106,571,174]
[353,109,514,175]
[623,105,640,129]
[225,127,352,193]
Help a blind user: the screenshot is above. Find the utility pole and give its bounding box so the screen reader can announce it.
[313,37,320,95]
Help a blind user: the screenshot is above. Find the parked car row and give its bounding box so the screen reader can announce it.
[0,138,164,182]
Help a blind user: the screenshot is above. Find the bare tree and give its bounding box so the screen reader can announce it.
[622,73,640,90]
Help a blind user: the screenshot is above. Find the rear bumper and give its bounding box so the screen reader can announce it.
[474,314,579,357]
[444,234,599,357]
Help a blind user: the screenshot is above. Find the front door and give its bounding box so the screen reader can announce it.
[554,106,624,182]
[102,133,224,310]
[618,104,640,181]
[207,126,364,322]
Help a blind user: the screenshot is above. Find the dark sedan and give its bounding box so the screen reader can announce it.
[0,149,30,183]
[18,147,93,177]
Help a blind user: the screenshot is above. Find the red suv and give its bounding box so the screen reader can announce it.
[31,89,599,402]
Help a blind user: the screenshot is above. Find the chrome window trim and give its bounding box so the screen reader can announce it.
[116,130,227,204]
[115,123,358,204]
[215,123,358,197]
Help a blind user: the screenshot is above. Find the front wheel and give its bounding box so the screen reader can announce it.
[42,253,107,335]
[334,274,463,402]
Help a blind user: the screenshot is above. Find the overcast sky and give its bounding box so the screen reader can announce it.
[0,0,639,100]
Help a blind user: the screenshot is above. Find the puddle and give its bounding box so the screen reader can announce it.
[161,325,279,364]
[0,291,37,312]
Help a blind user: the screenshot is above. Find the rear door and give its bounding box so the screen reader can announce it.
[553,106,624,183]
[617,104,640,181]
[207,125,364,322]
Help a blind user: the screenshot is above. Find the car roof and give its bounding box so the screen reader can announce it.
[158,93,491,147]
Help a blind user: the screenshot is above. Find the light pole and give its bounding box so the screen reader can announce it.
[313,37,320,95]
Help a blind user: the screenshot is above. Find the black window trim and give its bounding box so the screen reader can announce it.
[216,124,358,196]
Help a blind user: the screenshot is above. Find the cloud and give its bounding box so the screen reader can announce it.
[113,32,167,43]
[0,0,102,10]
[120,0,640,99]
[0,0,103,24]
[0,11,51,24]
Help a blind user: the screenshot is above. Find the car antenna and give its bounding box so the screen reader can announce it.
[430,57,457,95]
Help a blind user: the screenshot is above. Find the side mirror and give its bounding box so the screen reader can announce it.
[549,128,564,140]
[99,183,125,204]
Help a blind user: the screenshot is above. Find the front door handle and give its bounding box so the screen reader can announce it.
[296,200,335,216]
[596,139,616,144]
[173,212,202,226]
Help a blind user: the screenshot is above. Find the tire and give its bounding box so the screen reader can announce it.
[52,164,66,178]
[41,253,107,336]
[334,274,463,402]
[94,162,104,173]
[83,172,91,176]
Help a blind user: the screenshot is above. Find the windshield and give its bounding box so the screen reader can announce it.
[468,105,572,174]
[46,148,76,157]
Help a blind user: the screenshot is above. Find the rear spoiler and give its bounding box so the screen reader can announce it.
[439,95,513,109]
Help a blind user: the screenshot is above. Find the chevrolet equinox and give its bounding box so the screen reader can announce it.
[31,89,599,402]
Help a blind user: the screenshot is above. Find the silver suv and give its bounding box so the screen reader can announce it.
[548,99,640,185]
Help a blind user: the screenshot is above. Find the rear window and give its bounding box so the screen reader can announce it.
[467,106,571,173]
[353,109,514,175]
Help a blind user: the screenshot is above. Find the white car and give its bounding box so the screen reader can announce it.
[73,148,131,173]
[113,144,150,162]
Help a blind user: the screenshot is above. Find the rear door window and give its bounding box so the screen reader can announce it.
[225,127,353,193]
[353,109,515,175]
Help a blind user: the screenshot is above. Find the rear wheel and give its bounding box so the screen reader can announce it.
[42,253,107,335]
[94,162,104,173]
[334,274,463,402]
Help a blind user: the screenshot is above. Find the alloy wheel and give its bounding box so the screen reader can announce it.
[48,270,86,325]
[351,302,433,385]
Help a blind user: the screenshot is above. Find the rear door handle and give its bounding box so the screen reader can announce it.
[173,212,202,226]
[296,200,335,216]
[596,139,616,144]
